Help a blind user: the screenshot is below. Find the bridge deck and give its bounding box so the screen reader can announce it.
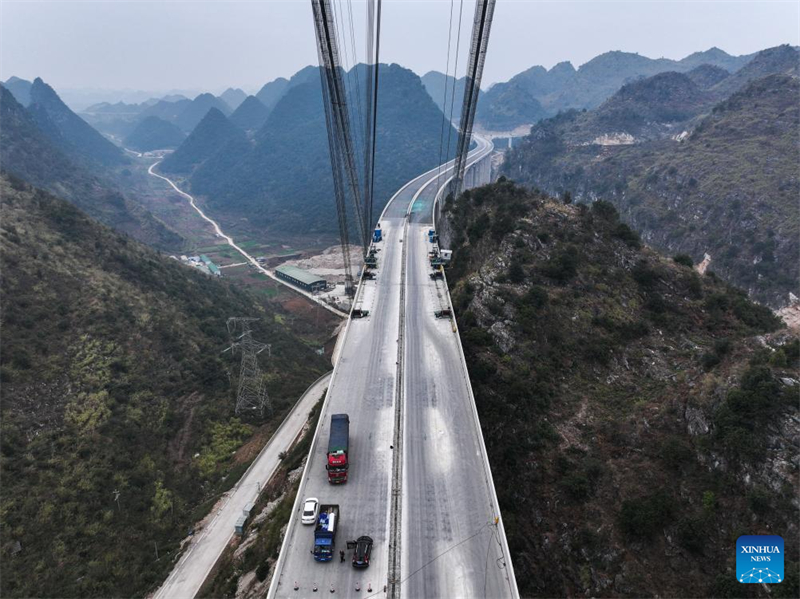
[269,137,515,598]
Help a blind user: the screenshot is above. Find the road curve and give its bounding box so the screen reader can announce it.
[267,136,514,599]
[401,136,518,599]
[147,163,347,318]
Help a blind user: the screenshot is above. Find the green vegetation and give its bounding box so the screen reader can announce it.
[26,77,128,167]
[713,365,793,462]
[473,46,756,131]
[187,64,458,237]
[199,396,323,598]
[445,179,797,597]
[0,86,181,250]
[0,176,328,598]
[619,492,675,538]
[673,254,694,268]
[123,116,186,152]
[503,65,800,308]
[160,107,246,175]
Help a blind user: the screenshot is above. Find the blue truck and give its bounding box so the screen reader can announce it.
[373,225,382,242]
[313,504,340,561]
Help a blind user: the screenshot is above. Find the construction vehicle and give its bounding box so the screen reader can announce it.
[434,308,452,319]
[327,414,350,483]
[430,268,444,280]
[313,504,340,561]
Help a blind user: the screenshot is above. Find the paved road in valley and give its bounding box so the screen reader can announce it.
[147,163,347,318]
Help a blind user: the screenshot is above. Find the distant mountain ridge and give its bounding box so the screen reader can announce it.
[220,87,247,110]
[503,50,800,307]
[229,95,270,132]
[709,43,799,98]
[172,93,232,133]
[685,64,730,89]
[0,85,181,249]
[186,63,458,235]
[581,71,714,141]
[2,76,32,106]
[159,107,246,174]
[123,116,186,152]
[82,91,239,139]
[425,46,760,131]
[421,71,474,120]
[255,77,289,111]
[256,66,320,115]
[27,78,128,167]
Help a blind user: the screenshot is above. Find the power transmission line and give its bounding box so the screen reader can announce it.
[224,318,272,416]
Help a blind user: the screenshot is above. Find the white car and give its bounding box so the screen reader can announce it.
[301,498,319,525]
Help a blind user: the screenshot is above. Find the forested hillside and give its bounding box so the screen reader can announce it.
[123,116,186,152]
[0,86,182,250]
[27,78,128,167]
[229,95,270,132]
[444,180,799,598]
[160,107,247,175]
[467,47,756,131]
[503,69,800,308]
[0,175,328,598]
[187,63,457,235]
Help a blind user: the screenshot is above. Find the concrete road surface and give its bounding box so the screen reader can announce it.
[153,372,332,599]
[268,217,403,596]
[402,215,516,599]
[269,136,515,598]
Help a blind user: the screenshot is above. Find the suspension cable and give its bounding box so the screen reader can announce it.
[444,0,466,192]
[436,0,456,187]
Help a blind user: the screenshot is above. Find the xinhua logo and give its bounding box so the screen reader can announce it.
[737,535,784,584]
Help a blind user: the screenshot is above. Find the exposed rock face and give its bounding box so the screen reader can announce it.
[504,70,800,309]
[443,179,799,598]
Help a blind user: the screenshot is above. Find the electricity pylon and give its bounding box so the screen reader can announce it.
[224,318,272,416]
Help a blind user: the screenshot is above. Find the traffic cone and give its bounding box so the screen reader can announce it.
[330,583,335,593]
[294,581,299,591]
[313,583,318,592]
[367,583,372,592]
[356,582,361,591]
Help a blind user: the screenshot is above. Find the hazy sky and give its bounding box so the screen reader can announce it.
[1,0,798,94]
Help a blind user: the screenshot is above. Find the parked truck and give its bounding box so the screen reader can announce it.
[327,414,350,483]
[313,504,340,561]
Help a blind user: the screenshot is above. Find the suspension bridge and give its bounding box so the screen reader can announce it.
[156,1,517,597]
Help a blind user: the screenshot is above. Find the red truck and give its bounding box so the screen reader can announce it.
[327,414,350,484]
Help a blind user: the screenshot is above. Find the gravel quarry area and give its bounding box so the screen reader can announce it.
[281,245,365,284]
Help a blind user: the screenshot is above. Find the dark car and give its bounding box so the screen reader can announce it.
[352,535,373,568]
